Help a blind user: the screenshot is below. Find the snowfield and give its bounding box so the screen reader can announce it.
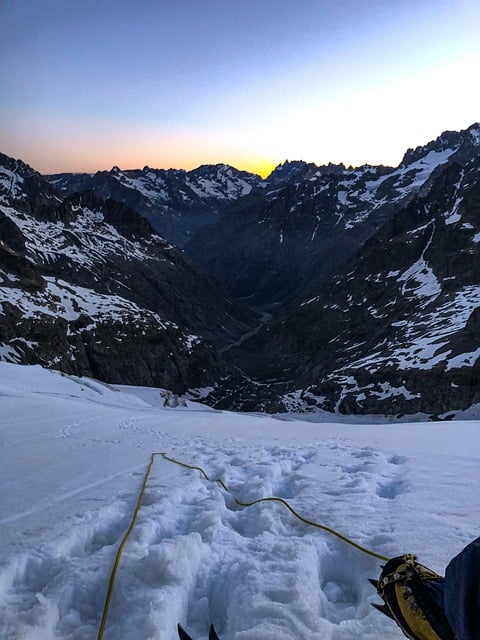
[0,363,478,640]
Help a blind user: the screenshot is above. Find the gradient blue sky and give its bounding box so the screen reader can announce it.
[1,0,479,176]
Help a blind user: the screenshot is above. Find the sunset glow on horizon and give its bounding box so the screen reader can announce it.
[1,1,479,177]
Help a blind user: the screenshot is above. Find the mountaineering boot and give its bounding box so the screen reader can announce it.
[372,602,394,619]
[371,555,455,640]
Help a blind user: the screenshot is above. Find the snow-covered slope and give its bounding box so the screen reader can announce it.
[0,363,477,639]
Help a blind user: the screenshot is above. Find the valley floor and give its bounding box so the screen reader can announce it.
[0,363,478,639]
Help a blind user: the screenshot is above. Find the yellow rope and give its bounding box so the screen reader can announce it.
[161,452,390,562]
[97,451,390,638]
[97,452,159,640]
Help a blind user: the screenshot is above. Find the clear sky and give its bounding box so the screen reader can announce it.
[0,1,479,177]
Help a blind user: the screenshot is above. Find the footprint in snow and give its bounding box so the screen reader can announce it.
[376,478,407,500]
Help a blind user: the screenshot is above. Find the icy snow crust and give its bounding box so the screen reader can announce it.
[1,363,478,639]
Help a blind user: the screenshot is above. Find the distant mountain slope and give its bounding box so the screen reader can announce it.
[187,124,480,308]
[213,152,480,415]
[0,153,258,391]
[47,164,262,247]
[3,123,480,418]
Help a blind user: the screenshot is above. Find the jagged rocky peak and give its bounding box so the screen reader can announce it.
[0,153,76,224]
[266,160,320,184]
[190,163,245,177]
[185,163,261,198]
[0,151,47,178]
[467,122,480,144]
[0,153,46,203]
[400,122,480,168]
[266,160,352,186]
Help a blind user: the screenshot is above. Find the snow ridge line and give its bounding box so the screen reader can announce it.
[97,451,391,639]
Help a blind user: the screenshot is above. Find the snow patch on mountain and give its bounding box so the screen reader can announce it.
[446,348,480,371]
[0,162,25,202]
[186,167,255,200]
[1,276,170,327]
[365,147,457,202]
[341,285,480,374]
[4,203,171,269]
[398,224,441,306]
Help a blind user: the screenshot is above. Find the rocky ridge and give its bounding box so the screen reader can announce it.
[48,163,262,247]
[187,124,480,308]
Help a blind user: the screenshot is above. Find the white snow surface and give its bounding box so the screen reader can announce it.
[0,363,478,640]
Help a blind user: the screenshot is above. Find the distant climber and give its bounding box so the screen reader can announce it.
[160,389,186,408]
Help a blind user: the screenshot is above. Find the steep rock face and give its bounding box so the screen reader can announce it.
[214,154,480,416]
[187,124,480,309]
[0,153,75,224]
[0,154,258,391]
[47,164,262,247]
[266,160,327,184]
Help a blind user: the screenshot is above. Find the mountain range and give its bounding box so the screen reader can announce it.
[1,123,480,418]
[0,154,258,392]
[49,164,262,247]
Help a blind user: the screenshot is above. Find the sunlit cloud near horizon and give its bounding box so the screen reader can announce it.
[0,1,479,177]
